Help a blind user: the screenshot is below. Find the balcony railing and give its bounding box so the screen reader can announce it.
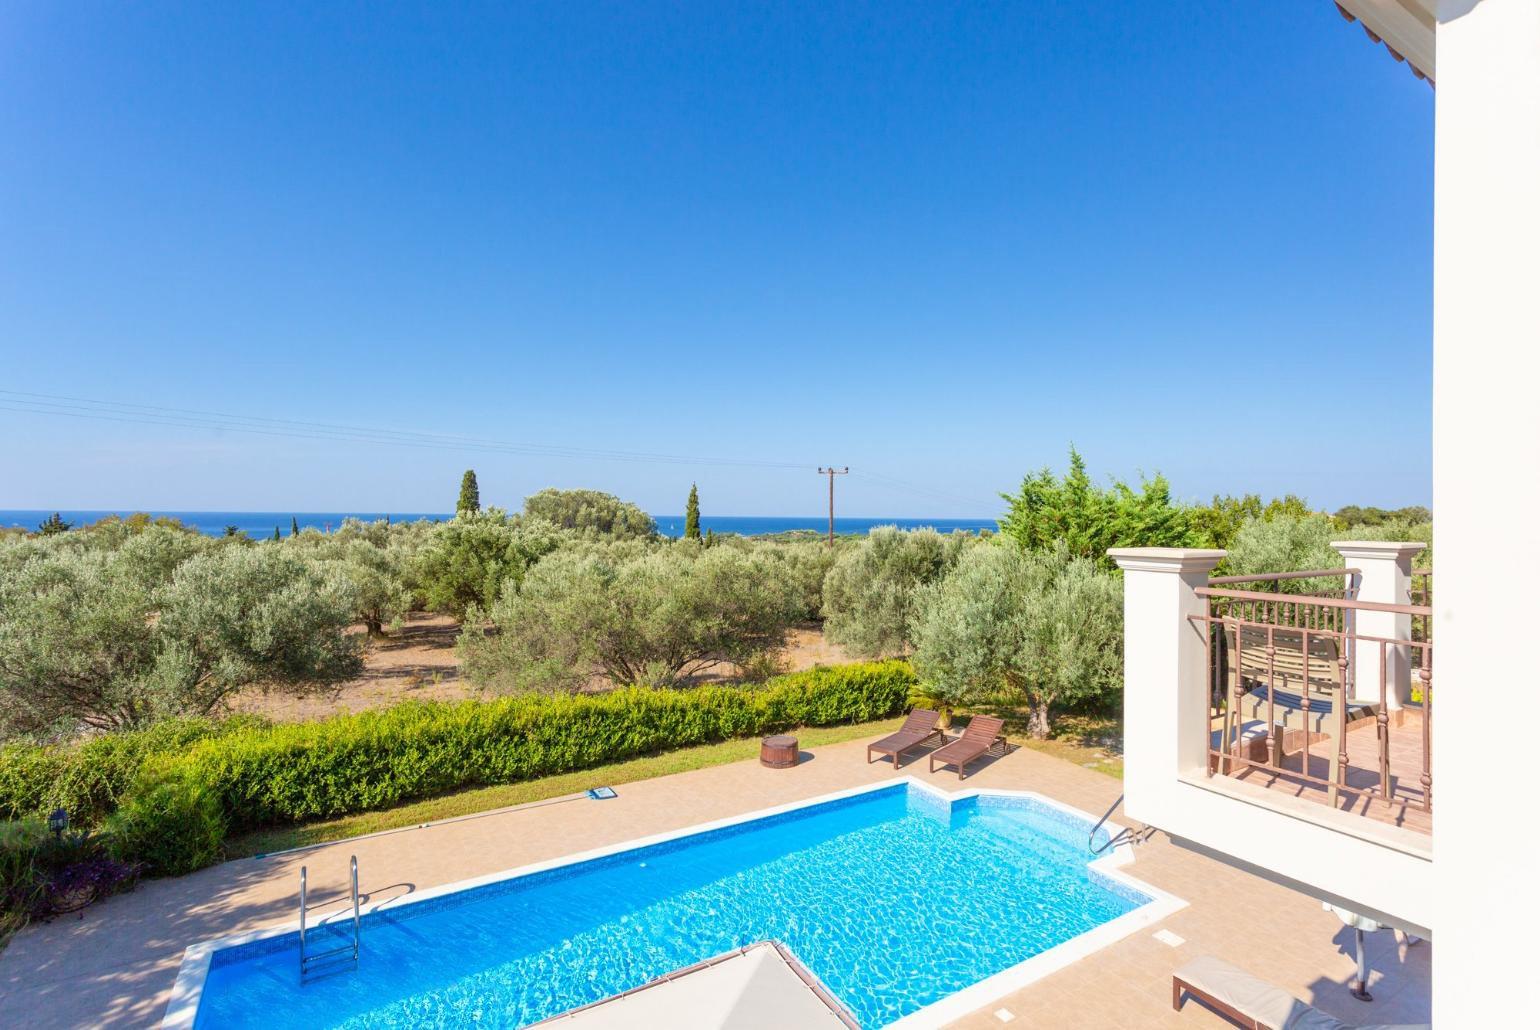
[1190,577,1432,833]
[1411,567,1432,665]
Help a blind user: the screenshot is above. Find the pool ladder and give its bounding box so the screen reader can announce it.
[299,855,361,980]
[1088,795,1133,856]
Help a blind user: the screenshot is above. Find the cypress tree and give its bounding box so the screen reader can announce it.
[457,470,481,515]
[273,526,281,541]
[684,483,701,540]
[36,512,71,536]
[291,516,300,537]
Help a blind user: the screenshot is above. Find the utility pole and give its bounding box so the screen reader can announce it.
[817,467,848,547]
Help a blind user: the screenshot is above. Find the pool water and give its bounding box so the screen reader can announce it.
[192,785,1147,1029]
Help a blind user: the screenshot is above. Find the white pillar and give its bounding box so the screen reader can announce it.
[1330,541,1425,710]
[1434,0,1540,1023]
[1108,548,1226,823]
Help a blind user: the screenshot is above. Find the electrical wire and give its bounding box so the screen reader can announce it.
[0,388,1002,514]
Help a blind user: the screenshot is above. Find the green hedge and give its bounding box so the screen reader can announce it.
[0,717,260,826]
[158,661,914,833]
[1,661,914,877]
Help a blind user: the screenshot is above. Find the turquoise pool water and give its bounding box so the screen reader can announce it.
[191,785,1146,1028]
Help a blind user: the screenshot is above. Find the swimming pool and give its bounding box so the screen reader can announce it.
[168,781,1183,1029]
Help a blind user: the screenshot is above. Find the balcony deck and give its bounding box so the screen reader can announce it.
[1220,707,1431,836]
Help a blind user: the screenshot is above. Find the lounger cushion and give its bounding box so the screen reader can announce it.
[1242,689,1372,733]
[1177,956,1313,1028]
[1175,957,1428,1030]
[1210,720,1270,751]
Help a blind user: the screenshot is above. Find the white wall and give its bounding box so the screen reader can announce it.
[1433,0,1540,1023]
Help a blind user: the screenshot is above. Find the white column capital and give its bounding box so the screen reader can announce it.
[1330,540,1427,563]
[1108,547,1226,575]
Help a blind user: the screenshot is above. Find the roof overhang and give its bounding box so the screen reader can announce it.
[1334,0,1436,85]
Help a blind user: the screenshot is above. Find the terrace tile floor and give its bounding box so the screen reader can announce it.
[1226,708,1432,836]
[0,735,1431,1029]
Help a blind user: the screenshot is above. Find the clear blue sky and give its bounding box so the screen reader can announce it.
[0,1,1432,518]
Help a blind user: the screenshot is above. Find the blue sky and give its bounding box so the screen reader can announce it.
[0,1,1432,518]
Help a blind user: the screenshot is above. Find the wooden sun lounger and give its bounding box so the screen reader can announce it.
[866,709,944,768]
[1172,956,1429,1030]
[928,715,1006,779]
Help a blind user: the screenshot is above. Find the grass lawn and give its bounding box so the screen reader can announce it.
[1022,715,1124,778]
[227,711,1124,859]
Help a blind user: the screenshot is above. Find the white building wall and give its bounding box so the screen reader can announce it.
[1433,0,1540,1023]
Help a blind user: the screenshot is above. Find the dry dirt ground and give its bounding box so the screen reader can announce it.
[228,614,852,723]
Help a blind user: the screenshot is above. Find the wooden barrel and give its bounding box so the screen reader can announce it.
[759,734,799,769]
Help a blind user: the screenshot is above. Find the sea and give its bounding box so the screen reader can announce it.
[0,510,998,540]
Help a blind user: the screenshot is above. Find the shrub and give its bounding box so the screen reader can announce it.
[0,819,51,926]
[1,819,139,928]
[4,657,913,879]
[821,527,970,658]
[153,661,914,834]
[106,778,225,877]
[0,717,257,825]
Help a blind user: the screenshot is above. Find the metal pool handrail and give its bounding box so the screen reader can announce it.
[298,855,362,980]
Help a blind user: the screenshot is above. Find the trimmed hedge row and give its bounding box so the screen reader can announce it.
[0,717,260,826]
[3,661,915,876]
[157,660,914,833]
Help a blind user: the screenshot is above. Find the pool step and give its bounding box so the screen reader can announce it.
[299,855,362,981]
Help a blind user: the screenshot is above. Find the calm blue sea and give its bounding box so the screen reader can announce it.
[0,510,996,539]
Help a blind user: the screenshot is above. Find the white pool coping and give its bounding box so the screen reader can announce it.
[162,777,1186,1029]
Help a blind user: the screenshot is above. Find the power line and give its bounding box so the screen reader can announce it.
[0,390,806,470]
[0,388,1002,513]
[847,469,1002,514]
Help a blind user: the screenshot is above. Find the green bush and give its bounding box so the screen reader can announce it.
[0,717,258,825]
[0,818,51,926]
[160,661,914,833]
[106,779,225,877]
[4,661,913,877]
[1,818,139,930]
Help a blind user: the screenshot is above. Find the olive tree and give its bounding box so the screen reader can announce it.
[1223,512,1432,594]
[522,488,657,539]
[911,543,1122,738]
[1222,512,1341,592]
[284,518,427,635]
[707,535,834,622]
[821,527,970,658]
[0,544,361,736]
[414,509,560,619]
[461,546,800,692]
